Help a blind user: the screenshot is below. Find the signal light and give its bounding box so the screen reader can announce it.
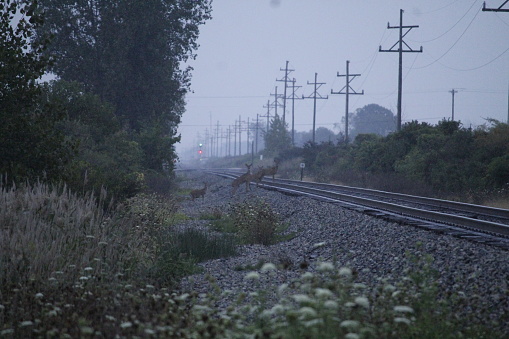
[198,150,203,154]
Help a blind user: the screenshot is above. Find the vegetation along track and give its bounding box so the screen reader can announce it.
[207,168,509,250]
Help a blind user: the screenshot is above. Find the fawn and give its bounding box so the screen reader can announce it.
[190,182,208,201]
[231,163,252,195]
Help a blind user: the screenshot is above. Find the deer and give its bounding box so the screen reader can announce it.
[231,163,252,195]
[190,182,208,201]
[263,158,280,182]
[250,166,267,188]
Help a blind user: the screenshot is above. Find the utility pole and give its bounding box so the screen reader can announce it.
[331,60,364,142]
[238,115,242,156]
[288,78,302,146]
[270,86,284,117]
[261,100,272,133]
[482,1,509,11]
[302,72,328,143]
[276,60,294,126]
[379,9,422,131]
[482,2,508,122]
[255,114,260,153]
[449,89,458,121]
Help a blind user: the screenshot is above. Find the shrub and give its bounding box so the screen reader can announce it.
[228,198,281,245]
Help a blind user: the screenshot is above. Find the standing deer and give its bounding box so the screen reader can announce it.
[263,158,280,182]
[231,163,252,195]
[250,166,266,188]
[190,182,208,201]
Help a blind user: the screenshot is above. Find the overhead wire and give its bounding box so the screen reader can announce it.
[409,0,478,43]
[412,5,481,70]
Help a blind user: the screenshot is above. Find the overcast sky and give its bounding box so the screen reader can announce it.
[177,0,509,156]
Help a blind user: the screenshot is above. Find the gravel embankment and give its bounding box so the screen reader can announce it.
[177,171,509,330]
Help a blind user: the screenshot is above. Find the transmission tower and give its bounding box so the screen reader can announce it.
[483,1,509,11]
[379,9,422,131]
[331,60,364,142]
[302,73,328,143]
[276,61,294,126]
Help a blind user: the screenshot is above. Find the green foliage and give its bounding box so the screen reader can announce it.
[36,0,212,171]
[228,198,282,245]
[349,103,396,141]
[0,0,75,183]
[264,113,292,156]
[277,118,509,200]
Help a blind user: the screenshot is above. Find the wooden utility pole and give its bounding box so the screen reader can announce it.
[482,2,509,122]
[449,89,458,121]
[261,100,271,134]
[302,73,328,143]
[276,60,294,126]
[288,78,302,146]
[270,86,284,117]
[331,60,364,142]
[379,9,422,131]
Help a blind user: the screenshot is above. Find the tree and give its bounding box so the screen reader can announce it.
[35,0,212,170]
[264,114,291,155]
[350,104,396,141]
[0,0,74,182]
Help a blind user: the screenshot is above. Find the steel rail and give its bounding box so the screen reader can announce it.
[209,170,509,241]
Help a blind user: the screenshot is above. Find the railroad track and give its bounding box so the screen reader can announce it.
[207,169,509,250]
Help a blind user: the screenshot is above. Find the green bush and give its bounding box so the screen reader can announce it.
[228,198,282,245]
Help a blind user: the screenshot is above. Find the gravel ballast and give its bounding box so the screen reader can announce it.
[177,171,509,332]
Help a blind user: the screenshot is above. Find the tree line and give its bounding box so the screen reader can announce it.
[1,0,211,199]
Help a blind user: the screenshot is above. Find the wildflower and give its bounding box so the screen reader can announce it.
[303,318,324,327]
[394,305,414,313]
[0,305,4,310]
[98,241,108,246]
[353,283,366,289]
[244,271,260,280]
[383,284,396,292]
[317,262,334,272]
[344,302,356,308]
[278,283,288,294]
[354,296,370,308]
[86,235,95,239]
[48,277,57,282]
[0,329,14,335]
[314,288,333,298]
[176,293,190,301]
[292,294,313,304]
[20,321,34,327]
[261,263,277,273]
[324,300,338,310]
[120,322,132,329]
[79,276,89,281]
[84,267,93,272]
[300,272,314,280]
[394,317,412,325]
[298,306,317,318]
[35,293,44,299]
[144,329,155,335]
[271,304,285,314]
[105,315,116,321]
[340,320,360,329]
[312,241,326,249]
[391,291,401,298]
[345,333,360,339]
[338,267,352,277]
[145,284,155,289]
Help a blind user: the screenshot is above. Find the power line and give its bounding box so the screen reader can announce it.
[412,7,480,70]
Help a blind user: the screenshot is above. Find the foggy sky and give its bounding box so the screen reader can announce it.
[177,0,509,158]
